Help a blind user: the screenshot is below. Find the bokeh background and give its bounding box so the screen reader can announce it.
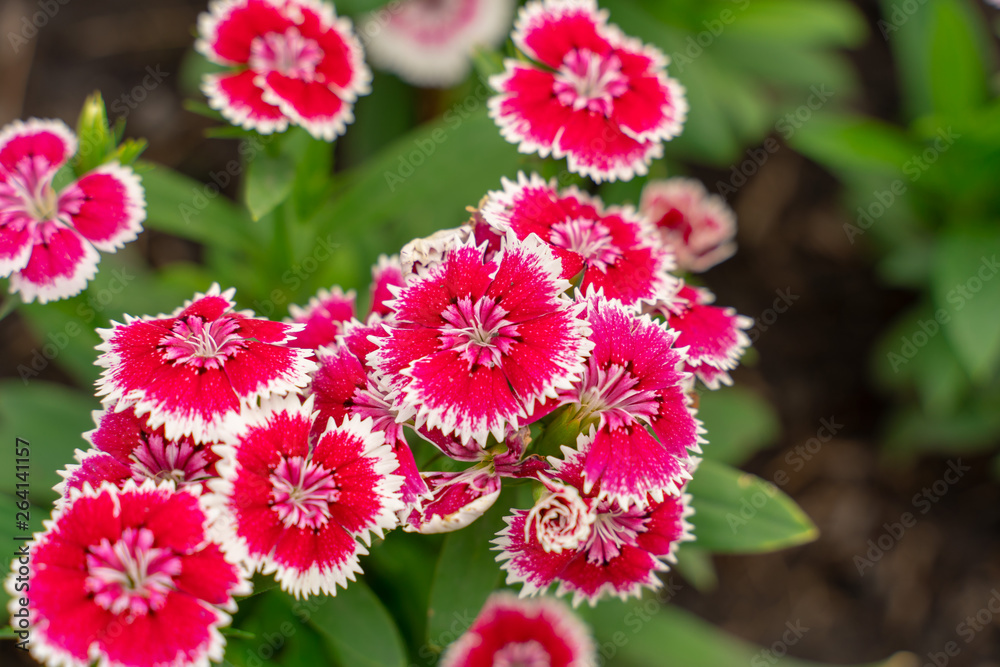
[1,0,999,665]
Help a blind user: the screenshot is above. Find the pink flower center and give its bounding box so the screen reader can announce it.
[160,315,245,370]
[585,502,649,564]
[129,434,214,487]
[550,217,622,272]
[439,296,519,369]
[85,527,182,616]
[493,640,552,667]
[575,361,659,429]
[527,482,595,554]
[269,456,341,530]
[350,380,403,441]
[553,49,629,117]
[0,155,65,225]
[249,27,324,80]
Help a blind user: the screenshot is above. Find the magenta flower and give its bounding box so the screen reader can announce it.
[640,177,737,273]
[372,233,593,447]
[96,284,317,444]
[660,284,753,390]
[482,172,677,307]
[442,592,597,667]
[196,0,371,140]
[0,118,144,303]
[558,294,700,508]
[6,480,250,667]
[368,254,406,319]
[359,0,516,87]
[489,0,687,182]
[208,395,404,598]
[287,286,357,349]
[494,446,694,606]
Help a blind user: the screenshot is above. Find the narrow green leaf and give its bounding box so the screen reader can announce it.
[926,0,989,117]
[688,459,818,554]
[244,148,296,221]
[790,114,920,179]
[698,386,780,465]
[308,580,407,667]
[674,544,718,592]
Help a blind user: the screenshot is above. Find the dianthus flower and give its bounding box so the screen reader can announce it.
[360,0,516,87]
[0,119,144,303]
[96,284,317,444]
[371,233,592,446]
[442,592,597,667]
[481,172,676,307]
[287,286,357,349]
[489,0,687,182]
[495,447,694,606]
[208,395,404,598]
[640,177,737,273]
[7,480,250,667]
[197,0,371,140]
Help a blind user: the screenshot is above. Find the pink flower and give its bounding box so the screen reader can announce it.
[558,294,700,508]
[0,118,144,303]
[197,0,371,140]
[287,286,357,349]
[481,172,677,307]
[57,408,223,502]
[96,284,317,444]
[371,233,593,446]
[659,284,752,390]
[208,395,404,598]
[442,592,597,667]
[359,0,516,87]
[640,177,737,273]
[368,254,406,319]
[489,0,686,182]
[494,447,694,606]
[6,480,250,667]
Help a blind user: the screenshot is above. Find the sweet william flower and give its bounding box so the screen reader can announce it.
[5,479,250,667]
[360,0,516,87]
[286,286,357,350]
[442,591,597,667]
[197,0,371,140]
[208,395,404,598]
[96,284,317,444]
[0,118,144,303]
[489,0,687,182]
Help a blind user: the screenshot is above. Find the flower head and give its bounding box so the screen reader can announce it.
[197,0,371,140]
[96,284,317,444]
[287,286,357,349]
[640,177,737,273]
[442,592,597,667]
[208,395,404,598]
[6,480,250,667]
[372,233,593,447]
[0,118,145,303]
[360,0,516,87]
[482,172,677,307]
[489,0,686,182]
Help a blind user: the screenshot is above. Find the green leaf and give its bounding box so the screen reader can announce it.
[74,92,115,175]
[926,0,989,117]
[932,228,1000,382]
[674,544,718,592]
[698,386,780,465]
[244,147,296,221]
[308,580,407,667]
[728,0,867,46]
[425,494,507,653]
[790,114,920,180]
[688,459,818,554]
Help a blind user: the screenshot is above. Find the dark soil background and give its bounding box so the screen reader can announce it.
[1,0,998,665]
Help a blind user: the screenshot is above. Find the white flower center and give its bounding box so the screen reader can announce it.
[269,456,341,530]
[129,433,214,487]
[85,527,182,616]
[553,49,629,117]
[584,502,650,564]
[550,217,622,272]
[527,483,595,554]
[160,315,245,370]
[439,296,519,369]
[0,156,63,224]
[249,27,324,80]
[493,640,552,667]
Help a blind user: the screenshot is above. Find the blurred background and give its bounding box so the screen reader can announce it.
[1,0,998,665]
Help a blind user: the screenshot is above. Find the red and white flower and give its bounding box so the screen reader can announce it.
[489,0,687,182]
[658,284,752,390]
[197,0,371,140]
[96,284,317,444]
[57,408,223,502]
[359,0,516,87]
[287,286,357,349]
[372,233,593,447]
[0,118,144,303]
[6,480,250,667]
[209,395,404,598]
[494,446,694,606]
[558,294,700,508]
[442,591,597,667]
[640,177,737,273]
[482,172,677,307]
[368,254,406,319]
